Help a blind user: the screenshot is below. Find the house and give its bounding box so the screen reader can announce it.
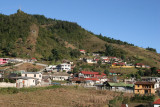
[101,56,109,60]
[52,72,70,81]
[112,62,126,67]
[121,104,128,107]
[79,71,107,83]
[45,65,58,72]
[31,58,37,62]
[104,81,134,93]
[71,77,100,85]
[85,78,100,84]
[92,52,100,56]
[85,58,97,64]
[141,77,160,91]
[153,99,160,107]
[79,71,106,78]
[57,63,71,72]
[15,77,37,88]
[157,69,160,74]
[21,72,42,85]
[0,58,9,65]
[109,71,121,76]
[85,80,95,86]
[135,63,146,68]
[41,76,52,86]
[79,50,85,54]
[134,81,155,94]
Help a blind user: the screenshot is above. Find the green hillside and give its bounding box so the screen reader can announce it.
[0,10,160,68]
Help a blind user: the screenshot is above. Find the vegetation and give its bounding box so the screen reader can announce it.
[131,94,155,103]
[146,47,157,53]
[96,34,134,46]
[0,85,62,94]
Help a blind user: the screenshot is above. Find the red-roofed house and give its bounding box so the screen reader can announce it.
[135,63,145,68]
[121,104,128,107]
[79,50,85,54]
[157,69,160,74]
[79,71,107,83]
[0,58,9,65]
[79,71,106,78]
[153,99,160,107]
[31,58,37,62]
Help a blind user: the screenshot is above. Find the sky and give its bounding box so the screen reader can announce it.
[0,0,160,53]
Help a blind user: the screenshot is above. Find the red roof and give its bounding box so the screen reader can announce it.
[136,63,145,66]
[95,59,99,61]
[153,99,160,104]
[85,78,100,81]
[80,50,85,52]
[80,71,106,76]
[157,69,160,72]
[103,59,109,61]
[31,58,36,60]
[121,104,127,107]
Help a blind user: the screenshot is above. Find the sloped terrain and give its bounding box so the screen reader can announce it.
[0,10,160,68]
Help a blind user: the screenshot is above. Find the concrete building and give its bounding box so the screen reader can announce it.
[21,72,42,84]
[134,81,155,94]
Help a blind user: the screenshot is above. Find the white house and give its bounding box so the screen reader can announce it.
[21,72,42,84]
[52,72,70,81]
[16,77,37,88]
[86,59,97,64]
[58,63,71,72]
[153,99,160,107]
[52,76,69,81]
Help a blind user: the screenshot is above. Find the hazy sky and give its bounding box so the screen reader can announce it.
[1,0,160,53]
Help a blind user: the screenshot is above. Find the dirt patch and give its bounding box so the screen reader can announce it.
[8,63,44,71]
[64,41,77,49]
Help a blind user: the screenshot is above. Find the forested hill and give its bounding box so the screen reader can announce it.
[0,10,160,68]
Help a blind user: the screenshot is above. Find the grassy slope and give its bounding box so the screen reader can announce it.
[112,44,160,68]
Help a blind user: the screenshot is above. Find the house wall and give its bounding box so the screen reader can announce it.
[22,73,42,81]
[0,82,16,87]
[134,84,155,94]
[0,58,9,65]
[60,64,71,72]
[154,104,160,107]
[52,76,69,81]
[16,79,36,88]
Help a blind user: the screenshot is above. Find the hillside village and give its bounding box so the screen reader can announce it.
[0,49,160,97]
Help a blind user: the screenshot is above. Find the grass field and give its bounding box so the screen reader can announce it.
[0,86,133,107]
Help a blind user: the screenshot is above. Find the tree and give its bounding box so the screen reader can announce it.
[51,49,62,62]
[137,69,144,76]
[73,67,79,74]
[70,49,81,58]
[105,44,113,56]
[146,47,157,53]
[97,60,102,68]
[151,67,157,75]
[104,69,109,76]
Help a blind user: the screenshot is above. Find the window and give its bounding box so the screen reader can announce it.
[33,80,34,82]
[34,74,36,77]
[39,75,41,78]
[25,74,27,77]
[137,85,139,87]
[137,90,139,92]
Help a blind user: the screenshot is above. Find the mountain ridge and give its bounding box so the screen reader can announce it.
[0,10,160,68]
